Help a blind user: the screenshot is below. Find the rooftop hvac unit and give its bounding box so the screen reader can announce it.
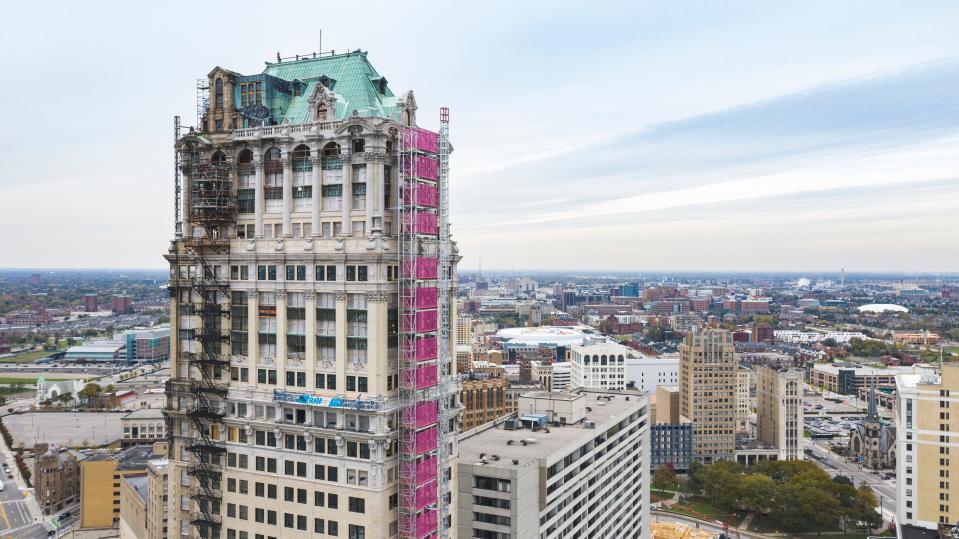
[512,459,519,465]
[585,421,596,429]
[490,455,500,461]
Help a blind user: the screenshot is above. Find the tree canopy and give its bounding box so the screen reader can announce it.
[688,460,882,533]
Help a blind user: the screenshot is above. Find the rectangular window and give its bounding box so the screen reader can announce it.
[348,497,365,514]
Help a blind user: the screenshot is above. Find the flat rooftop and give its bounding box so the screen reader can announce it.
[123,408,165,420]
[459,389,645,470]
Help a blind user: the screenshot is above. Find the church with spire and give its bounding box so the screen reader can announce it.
[848,386,897,469]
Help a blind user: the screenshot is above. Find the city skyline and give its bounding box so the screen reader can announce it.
[2,1,959,271]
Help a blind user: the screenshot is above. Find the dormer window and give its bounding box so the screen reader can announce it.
[316,106,328,121]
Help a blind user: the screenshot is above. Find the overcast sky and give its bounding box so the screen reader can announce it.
[2,1,958,272]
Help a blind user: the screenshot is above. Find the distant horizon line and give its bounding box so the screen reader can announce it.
[2,267,957,277]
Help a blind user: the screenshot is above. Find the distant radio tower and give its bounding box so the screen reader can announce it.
[841,267,845,288]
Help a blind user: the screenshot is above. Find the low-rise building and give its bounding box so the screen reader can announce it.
[80,445,163,529]
[625,355,679,393]
[457,389,650,538]
[811,363,916,394]
[570,340,631,390]
[121,409,166,448]
[33,443,80,515]
[890,330,941,346]
[651,422,693,472]
[461,374,509,431]
[123,328,169,362]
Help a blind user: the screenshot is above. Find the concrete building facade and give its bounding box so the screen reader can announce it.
[625,356,679,393]
[756,366,804,461]
[680,329,738,463]
[736,368,753,435]
[570,340,630,390]
[457,390,650,538]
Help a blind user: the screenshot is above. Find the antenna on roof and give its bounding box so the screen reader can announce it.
[319,29,323,55]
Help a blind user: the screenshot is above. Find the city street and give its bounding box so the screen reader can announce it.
[805,438,897,521]
[0,427,60,539]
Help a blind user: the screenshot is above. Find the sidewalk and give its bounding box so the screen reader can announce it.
[0,422,47,529]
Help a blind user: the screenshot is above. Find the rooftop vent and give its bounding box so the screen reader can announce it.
[512,459,519,465]
[506,440,514,445]
[490,455,500,461]
[585,420,596,429]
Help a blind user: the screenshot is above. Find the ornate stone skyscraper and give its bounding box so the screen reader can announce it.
[165,50,459,539]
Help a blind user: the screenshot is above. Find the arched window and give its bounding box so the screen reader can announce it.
[211,151,226,163]
[292,145,312,171]
[322,142,341,160]
[215,78,223,109]
[237,149,253,167]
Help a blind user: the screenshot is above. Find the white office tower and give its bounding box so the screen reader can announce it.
[457,389,651,538]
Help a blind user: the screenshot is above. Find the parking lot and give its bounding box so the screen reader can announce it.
[3,411,123,447]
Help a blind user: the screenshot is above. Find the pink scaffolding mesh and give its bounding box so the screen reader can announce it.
[401,400,438,428]
[403,127,439,154]
[416,480,439,509]
[399,454,438,485]
[401,287,437,310]
[402,336,437,362]
[416,509,438,538]
[402,211,438,235]
[402,309,437,333]
[416,364,438,389]
[402,257,438,280]
[403,183,438,208]
[402,155,439,180]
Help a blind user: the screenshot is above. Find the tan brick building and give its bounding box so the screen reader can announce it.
[896,364,959,533]
[680,329,737,463]
[460,374,508,431]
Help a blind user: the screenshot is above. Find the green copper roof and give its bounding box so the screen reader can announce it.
[262,51,397,123]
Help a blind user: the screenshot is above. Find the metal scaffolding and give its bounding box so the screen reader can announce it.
[397,109,453,539]
[166,133,234,539]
